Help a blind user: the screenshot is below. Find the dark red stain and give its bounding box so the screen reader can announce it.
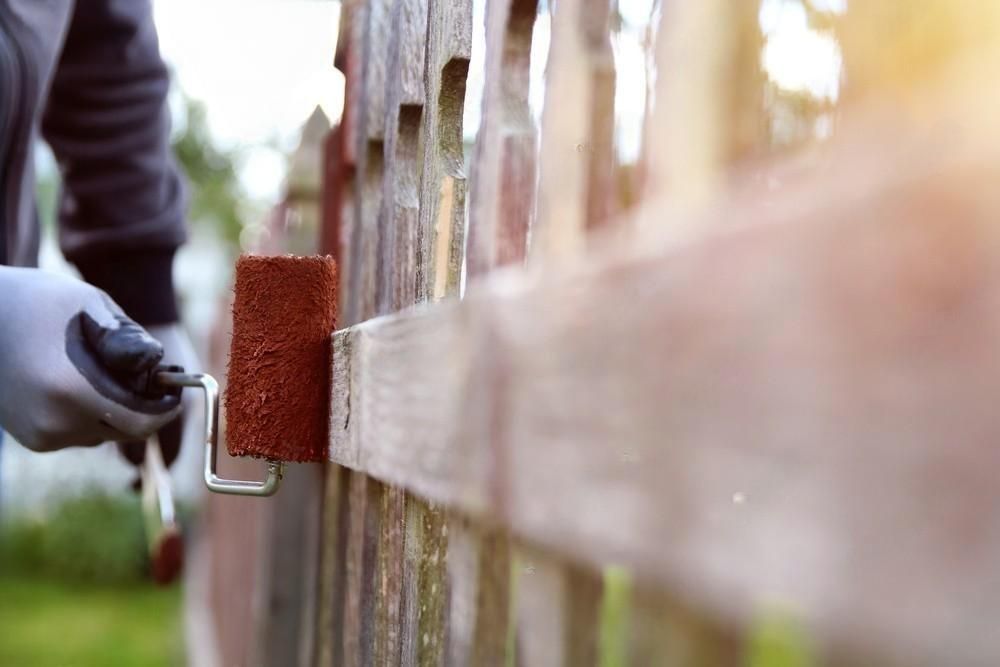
[225,254,338,462]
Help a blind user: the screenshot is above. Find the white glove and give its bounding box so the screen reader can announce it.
[118,323,203,470]
[0,266,181,451]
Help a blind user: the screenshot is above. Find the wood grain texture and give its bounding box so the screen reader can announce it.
[466,0,539,278]
[340,471,378,667]
[512,550,566,667]
[532,0,616,263]
[328,90,1000,663]
[469,527,511,666]
[316,465,350,667]
[345,0,392,325]
[417,0,473,302]
[628,585,740,667]
[375,0,428,314]
[373,482,406,665]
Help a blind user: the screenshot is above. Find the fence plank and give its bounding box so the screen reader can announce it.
[646,0,766,210]
[417,0,473,301]
[445,2,541,659]
[345,0,392,325]
[316,465,349,667]
[469,527,511,666]
[375,0,429,313]
[628,586,740,666]
[564,565,603,666]
[466,0,539,277]
[368,483,402,664]
[532,0,616,263]
[327,90,1000,663]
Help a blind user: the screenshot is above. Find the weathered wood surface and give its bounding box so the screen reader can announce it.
[646,0,766,209]
[374,0,428,313]
[416,0,473,301]
[466,0,539,278]
[328,77,1000,663]
[532,0,616,262]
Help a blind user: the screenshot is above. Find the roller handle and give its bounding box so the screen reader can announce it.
[150,368,284,497]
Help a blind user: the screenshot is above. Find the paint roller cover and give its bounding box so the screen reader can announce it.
[225,255,338,462]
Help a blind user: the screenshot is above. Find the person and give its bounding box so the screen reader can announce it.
[0,0,197,481]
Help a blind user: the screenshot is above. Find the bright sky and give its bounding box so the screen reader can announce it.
[153,0,344,201]
[760,0,843,101]
[150,0,844,199]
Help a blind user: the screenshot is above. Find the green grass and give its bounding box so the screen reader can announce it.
[0,573,184,667]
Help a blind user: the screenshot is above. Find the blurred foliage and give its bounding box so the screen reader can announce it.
[1,490,148,584]
[0,573,182,666]
[747,610,817,667]
[599,566,632,667]
[34,96,245,250]
[171,98,244,249]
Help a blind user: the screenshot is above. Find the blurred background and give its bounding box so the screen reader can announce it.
[0,0,850,664]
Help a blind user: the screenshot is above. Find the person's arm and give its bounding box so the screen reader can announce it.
[41,0,186,326]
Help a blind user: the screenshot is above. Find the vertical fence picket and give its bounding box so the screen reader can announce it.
[564,565,603,666]
[627,588,741,666]
[466,0,539,278]
[367,1,431,662]
[645,0,766,210]
[336,2,395,664]
[458,0,544,663]
[316,5,360,662]
[468,527,512,666]
[375,0,429,314]
[532,0,617,263]
[417,0,473,302]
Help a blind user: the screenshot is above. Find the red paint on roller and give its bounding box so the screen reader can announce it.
[225,255,338,462]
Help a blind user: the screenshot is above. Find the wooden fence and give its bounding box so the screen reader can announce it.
[192,1,1000,665]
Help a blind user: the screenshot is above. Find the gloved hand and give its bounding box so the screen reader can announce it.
[118,323,203,470]
[0,266,182,451]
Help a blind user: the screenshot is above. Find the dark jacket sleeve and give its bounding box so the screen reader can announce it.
[41,0,186,325]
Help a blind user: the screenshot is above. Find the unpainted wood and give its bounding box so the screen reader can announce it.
[564,564,602,666]
[417,0,473,302]
[414,501,449,666]
[466,0,539,278]
[373,482,406,665]
[469,527,511,666]
[532,0,616,263]
[339,0,366,168]
[444,517,477,666]
[629,585,741,667]
[374,0,429,314]
[345,0,392,325]
[316,465,349,667]
[645,0,766,211]
[328,79,1000,663]
[340,471,379,667]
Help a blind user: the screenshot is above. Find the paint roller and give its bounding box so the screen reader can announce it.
[143,254,338,502]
